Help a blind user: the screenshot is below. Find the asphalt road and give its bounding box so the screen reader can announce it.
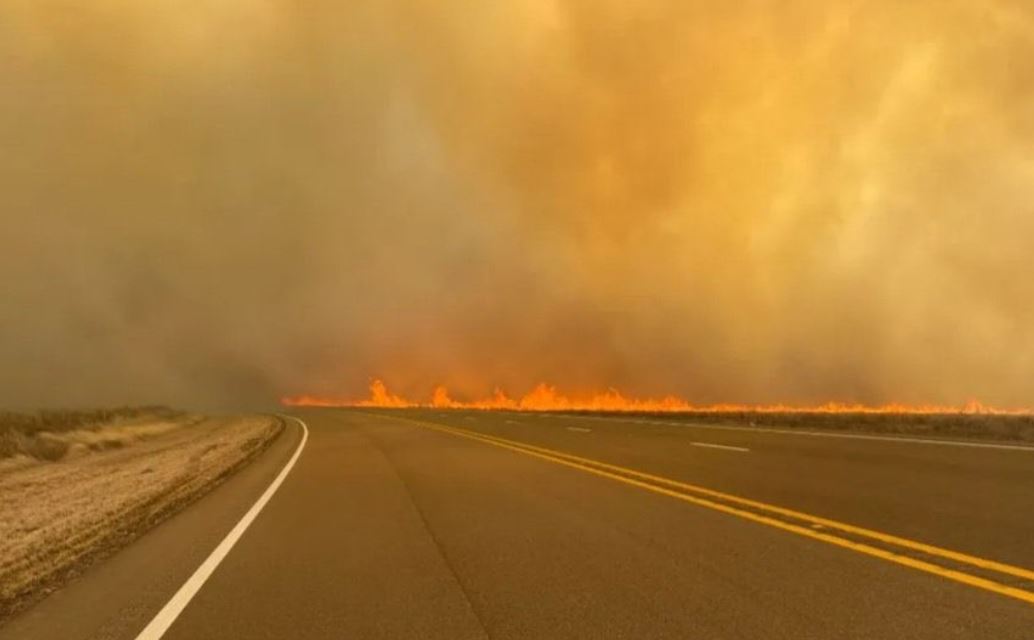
[3,408,1033,639]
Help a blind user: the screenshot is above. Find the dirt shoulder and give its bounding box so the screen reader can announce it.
[0,412,283,621]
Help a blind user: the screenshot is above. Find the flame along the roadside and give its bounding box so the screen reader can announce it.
[281,379,1033,415]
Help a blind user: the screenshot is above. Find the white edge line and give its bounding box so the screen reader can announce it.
[558,413,1033,451]
[690,441,749,452]
[566,426,592,433]
[643,420,1034,451]
[134,415,309,640]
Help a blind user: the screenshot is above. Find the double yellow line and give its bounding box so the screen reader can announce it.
[384,413,1034,606]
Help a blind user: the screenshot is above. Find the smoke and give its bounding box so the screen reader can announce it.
[1,1,1032,409]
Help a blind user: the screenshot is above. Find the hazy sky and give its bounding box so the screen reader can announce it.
[2,1,1032,409]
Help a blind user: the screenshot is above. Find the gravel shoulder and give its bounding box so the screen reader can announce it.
[0,413,283,620]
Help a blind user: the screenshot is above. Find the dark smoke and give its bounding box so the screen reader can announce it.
[2,1,1032,409]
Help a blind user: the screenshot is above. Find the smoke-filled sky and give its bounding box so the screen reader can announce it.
[2,1,1033,409]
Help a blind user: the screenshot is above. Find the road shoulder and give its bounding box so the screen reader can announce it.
[0,417,303,640]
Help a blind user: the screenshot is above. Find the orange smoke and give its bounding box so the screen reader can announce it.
[281,380,1033,415]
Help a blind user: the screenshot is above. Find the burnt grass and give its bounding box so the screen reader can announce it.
[559,410,1034,444]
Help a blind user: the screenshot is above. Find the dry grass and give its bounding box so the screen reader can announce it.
[0,407,185,462]
[0,412,283,620]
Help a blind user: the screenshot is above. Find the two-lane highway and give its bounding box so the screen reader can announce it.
[3,408,1033,639]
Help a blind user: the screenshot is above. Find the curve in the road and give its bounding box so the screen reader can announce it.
[134,416,309,640]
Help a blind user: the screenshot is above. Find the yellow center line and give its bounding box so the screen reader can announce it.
[374,412,1034,606]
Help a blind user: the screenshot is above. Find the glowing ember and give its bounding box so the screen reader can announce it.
[281,380,1033,415]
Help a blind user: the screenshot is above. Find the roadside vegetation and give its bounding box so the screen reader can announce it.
[0,408,283,621]
[0,407,185,462]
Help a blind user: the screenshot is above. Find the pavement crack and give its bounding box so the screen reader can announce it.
[360,424,494,640]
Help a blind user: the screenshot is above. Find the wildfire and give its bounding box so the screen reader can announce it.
[281,380,1033,415]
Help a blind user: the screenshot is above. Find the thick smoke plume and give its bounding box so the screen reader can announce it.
[2,1,1032,409]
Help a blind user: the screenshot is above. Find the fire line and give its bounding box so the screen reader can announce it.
[281,380,1033,416]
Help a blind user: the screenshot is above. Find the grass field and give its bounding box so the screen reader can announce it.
[0,407,189,461]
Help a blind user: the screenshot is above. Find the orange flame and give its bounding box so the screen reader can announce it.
[281,380,1033,415]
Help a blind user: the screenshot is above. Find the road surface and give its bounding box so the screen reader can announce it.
[3,408,1033,639]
